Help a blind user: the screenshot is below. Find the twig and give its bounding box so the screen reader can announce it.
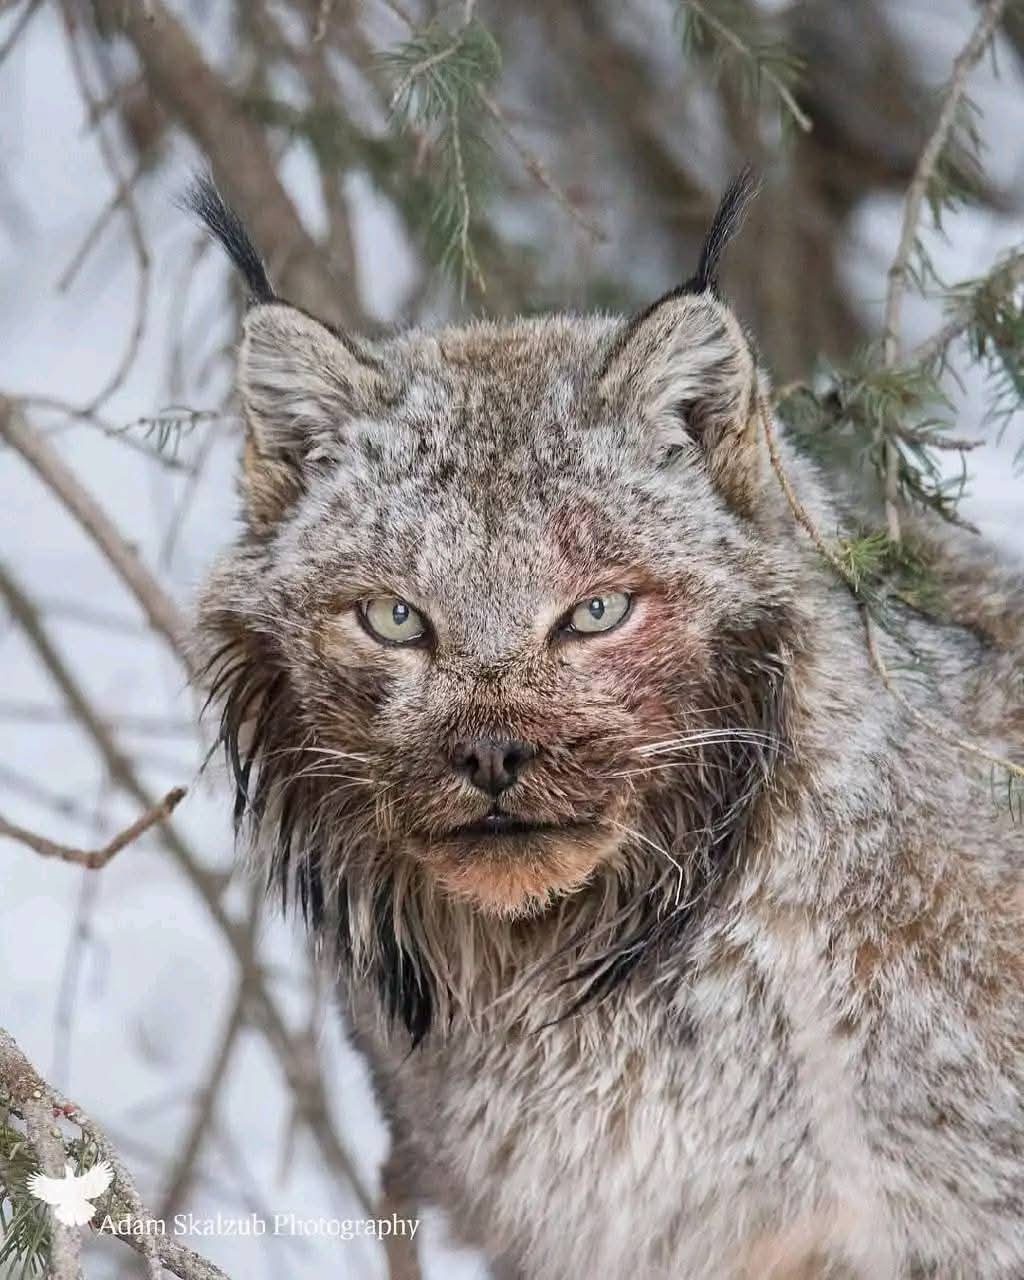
[0,701,198,736]
[760,410,854,587]
[449,106,474,298]
[0,762,111,829]
[59,0,152,413]
[18,394,198,472]
[389,31,464,111]
[479,89,606,244]
[91,0,364,326]
[312,0,334,41]
[0,399,191,662]
[158,974,249,1217]
[0,787,186,869]
[0,0,42,72]
[53,859,101,1085]
[57,154,148,294]
[880,0,1007,540]
[379,0,417,29]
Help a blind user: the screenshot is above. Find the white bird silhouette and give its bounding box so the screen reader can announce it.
[27,1160,113,1226]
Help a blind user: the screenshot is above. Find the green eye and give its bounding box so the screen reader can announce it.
[566,591,632,635]
[360,597,428,645]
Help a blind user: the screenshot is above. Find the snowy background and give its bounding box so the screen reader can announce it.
[0,2,1021,1277]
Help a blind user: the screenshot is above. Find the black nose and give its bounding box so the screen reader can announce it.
[450,738,537,797]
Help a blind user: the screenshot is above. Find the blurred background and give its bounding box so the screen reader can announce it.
[0,1,1022,1276]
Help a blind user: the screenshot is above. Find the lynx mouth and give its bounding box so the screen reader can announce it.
[448,812,589,840]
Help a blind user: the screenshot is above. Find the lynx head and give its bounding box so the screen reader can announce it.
[193,172,800,1036]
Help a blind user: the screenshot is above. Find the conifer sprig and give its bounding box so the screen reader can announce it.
[778,359,976,528]
[676,0,811,133]
[381,18,502,295]
[0,1111,49,1275]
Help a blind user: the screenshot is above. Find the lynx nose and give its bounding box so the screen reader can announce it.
[450,738,537,797]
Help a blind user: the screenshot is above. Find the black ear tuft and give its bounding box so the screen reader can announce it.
[180,173,276,305]
[684,166,759,298]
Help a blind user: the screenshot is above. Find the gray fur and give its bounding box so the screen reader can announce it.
[196,280,1024,1277]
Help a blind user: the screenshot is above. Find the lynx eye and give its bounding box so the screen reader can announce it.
[359,597,428,645]
[565,591,632,635]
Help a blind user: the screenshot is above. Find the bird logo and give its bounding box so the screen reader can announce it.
[27,1160,114,1226]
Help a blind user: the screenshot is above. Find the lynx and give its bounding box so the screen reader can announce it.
[191,173,1024,1278]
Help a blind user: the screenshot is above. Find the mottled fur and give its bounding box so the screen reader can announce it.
[193,181,1024,1277]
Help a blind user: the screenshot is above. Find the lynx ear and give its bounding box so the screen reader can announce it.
[238,303,388,525]
[181,176,390,525]
[597,169,766,513]
[597,292,766,514]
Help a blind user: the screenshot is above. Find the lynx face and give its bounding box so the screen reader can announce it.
[201,300,794,920]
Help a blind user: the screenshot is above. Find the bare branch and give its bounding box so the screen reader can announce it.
[59,0,152,413]
[0,399,191,664]
[158,975,248,1217]
[0,0,43,72]
[0,786,186,869]
[92,0,362,326]
[0,562,375,1215]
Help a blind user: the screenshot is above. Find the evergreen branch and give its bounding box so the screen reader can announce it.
[778,361,975,527]
[0,1028,230,1279]
[381,16,501,294]
[911,249,1024,367]
[678,0,811,133]
[912,248,1024,456]
[0,787,186,869]
[880,0,1007,540]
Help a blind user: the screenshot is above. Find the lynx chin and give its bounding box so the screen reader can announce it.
[190,171,1024,1279]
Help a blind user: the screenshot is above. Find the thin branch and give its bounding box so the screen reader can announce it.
[0,0,43,72]
[312,0,334,41]
[479,89,606,244]
[0,399,191,663]
[92,0,364,326]
[880,0,1007,540]
[59,0,152,413]
[56,153,148,294]
[760,410,854,588]
[157,974,249,1217]
[0,786,186,869]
